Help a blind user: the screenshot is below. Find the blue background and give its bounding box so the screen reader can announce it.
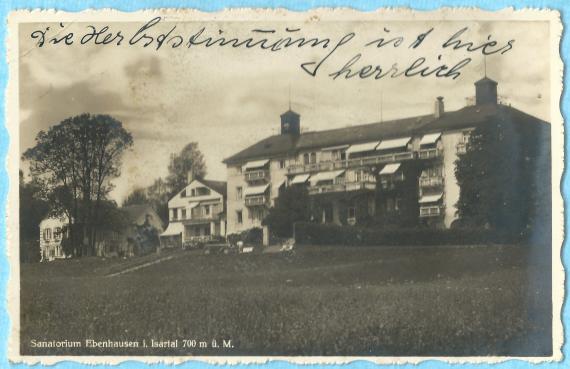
[0,0,567,368]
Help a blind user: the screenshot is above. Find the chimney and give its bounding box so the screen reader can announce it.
[187,169,194,184]
[434,96,444,118]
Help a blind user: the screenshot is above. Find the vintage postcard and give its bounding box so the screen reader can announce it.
[5,7,564,365]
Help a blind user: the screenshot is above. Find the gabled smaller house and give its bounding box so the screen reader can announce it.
[39,215,70,262]
[160,176,227,248]
[95,204,164,258]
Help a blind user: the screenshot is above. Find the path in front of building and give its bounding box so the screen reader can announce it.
[104,251,193,277]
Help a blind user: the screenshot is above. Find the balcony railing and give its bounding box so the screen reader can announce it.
[288,151,415,174]
[244,169,269,182]
[419,206,443,217]
[419,176,444,188]
[418,148,442,159]
[245,195,267,207]
[308,181,376,195]
[456,142,467,154]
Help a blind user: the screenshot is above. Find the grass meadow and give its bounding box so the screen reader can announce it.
[20,244,552,356]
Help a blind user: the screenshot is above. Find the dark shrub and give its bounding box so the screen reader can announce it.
[294,222,518,247]
[227,227,263,246]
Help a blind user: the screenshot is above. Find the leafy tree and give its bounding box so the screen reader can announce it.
[454,119,548,235]
[263,185,311,238]
[165,142,206,196]
[22,114,133,256]
[19,171,49,262]
[123,188,148,206]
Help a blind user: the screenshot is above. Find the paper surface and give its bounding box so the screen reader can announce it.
[6,7,564,365]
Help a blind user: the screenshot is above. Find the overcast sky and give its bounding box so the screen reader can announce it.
[19,19,550,203]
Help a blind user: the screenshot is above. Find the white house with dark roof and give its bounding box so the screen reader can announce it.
[223,76,550,234]
[160,174,227,248]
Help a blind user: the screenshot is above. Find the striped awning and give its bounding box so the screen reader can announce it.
[379,163,401,175]
[377,137,411,151]
[346,141,380,155]
[243,159,270,170]
[310,170,345,184]
[321,144,350,151]
[290,174,311,184]
[420,132,442,146]
[244,184,269,196]
[419,193,444,204]
[160,222,183,237]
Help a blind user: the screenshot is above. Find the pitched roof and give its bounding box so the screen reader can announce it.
[200,179,227,197]
[223,103,548,164]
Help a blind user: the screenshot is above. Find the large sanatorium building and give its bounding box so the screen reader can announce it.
[222,76,550,235]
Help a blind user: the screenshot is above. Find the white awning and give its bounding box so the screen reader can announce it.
[346,141,380,155]
[160,222,184,237]
[310,170,345,184]
[420,132,442,146]
[419,193,444,204]
[244,184,269,196]
[321,144,350,151]
[243,159,270,170]
[290,174,311,184]
[376,137,411,151]
[379,163,401,175]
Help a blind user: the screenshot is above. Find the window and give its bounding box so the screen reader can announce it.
[310,152,317,164]
[236,186,243,200]
[205,205,210,216]
[236,210,243,224]
[303,153,310,165]
[190,189,196,197]
[43,228,52,241]
[181,208,187,219]
[54,227,62,240]
[348,207,356,219]
[172,208,178,220]
[332,150,347,161]
[279,160,286,169]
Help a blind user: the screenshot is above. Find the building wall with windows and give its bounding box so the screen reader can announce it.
[223,77,550,235]
[39,215,69,261]
[161,178,226,247]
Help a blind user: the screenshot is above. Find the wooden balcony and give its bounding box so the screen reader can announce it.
[245,195,268,207]
[419,206,443,217]
[419,176,444,188]
[308,181,376,195]
[288,151,415,174]
[244,169,269,182]
[418,148,442,159]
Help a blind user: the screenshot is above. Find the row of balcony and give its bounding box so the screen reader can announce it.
[243,149,445,181]
[245,195,267,207]
[419,176,444,188]
[419,205,443,217]
[287,149,441,175]
[307,181,376,195]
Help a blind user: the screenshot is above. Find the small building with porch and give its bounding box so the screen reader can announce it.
[160,177,227,248]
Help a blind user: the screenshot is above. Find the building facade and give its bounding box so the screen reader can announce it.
[160,177,227,247]
[223,77,550,234]
[39,215,70,262]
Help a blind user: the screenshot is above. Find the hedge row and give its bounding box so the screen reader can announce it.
[293,222,519,247]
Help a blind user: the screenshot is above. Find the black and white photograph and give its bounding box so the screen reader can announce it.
[7,8,563,363]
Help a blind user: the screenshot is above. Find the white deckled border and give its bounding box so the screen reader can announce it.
[4,6,564,366]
